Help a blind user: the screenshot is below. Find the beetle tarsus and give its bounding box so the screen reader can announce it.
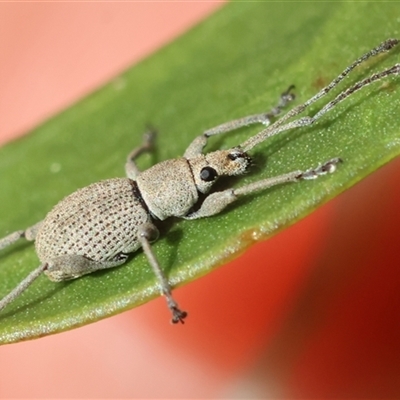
[171,307,188,324]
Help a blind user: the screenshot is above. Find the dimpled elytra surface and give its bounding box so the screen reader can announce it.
[35,178,151,263]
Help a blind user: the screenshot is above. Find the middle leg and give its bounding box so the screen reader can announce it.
[125,129,156,180]
[137,222,187,324]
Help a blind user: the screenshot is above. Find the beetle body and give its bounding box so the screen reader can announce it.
[36,178,151,281]
[0,38,398,323]
[36,149,250,283]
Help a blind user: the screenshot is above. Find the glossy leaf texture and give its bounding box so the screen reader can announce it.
[0,2,399,344]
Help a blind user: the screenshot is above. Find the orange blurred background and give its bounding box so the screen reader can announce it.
[1,3,400,398]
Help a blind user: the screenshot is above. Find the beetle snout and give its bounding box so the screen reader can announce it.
[226,148,252,175]
[204,148,252,177]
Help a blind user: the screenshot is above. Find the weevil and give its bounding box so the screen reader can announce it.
[0,39,399,323]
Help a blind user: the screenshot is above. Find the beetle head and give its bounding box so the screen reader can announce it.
[189,147,252,194]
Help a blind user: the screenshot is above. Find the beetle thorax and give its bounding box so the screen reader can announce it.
[136,149,251,221]
[136,158,199,220]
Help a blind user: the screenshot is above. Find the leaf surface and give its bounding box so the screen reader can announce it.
[0,2,399,344]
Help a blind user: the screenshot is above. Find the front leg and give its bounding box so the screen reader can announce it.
[184,158,341,220]
[184,86,295,158]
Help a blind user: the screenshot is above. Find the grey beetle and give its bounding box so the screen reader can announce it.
[0,39,399,323]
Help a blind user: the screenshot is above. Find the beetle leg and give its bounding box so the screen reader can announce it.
[184,158,341,220]
[183,86,295,158]
[137,222,187,324]
[0,263,48,312]
[125,129,156,179]
[0,221,42,251]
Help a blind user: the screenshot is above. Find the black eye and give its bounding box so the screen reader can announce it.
[228,152,240,161]
[228,150,246,161]
[200,166,217,182]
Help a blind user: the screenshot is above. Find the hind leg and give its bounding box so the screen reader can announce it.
[45,253,129,282]
[0,253,129,313]
[0,221,42,251]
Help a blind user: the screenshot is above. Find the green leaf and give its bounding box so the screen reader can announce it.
[0,2,399,344]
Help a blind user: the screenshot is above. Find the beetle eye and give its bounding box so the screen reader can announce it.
[228,152,240,161]
[200,166,217,182]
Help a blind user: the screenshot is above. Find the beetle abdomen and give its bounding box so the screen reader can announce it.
[35,178,151,262]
